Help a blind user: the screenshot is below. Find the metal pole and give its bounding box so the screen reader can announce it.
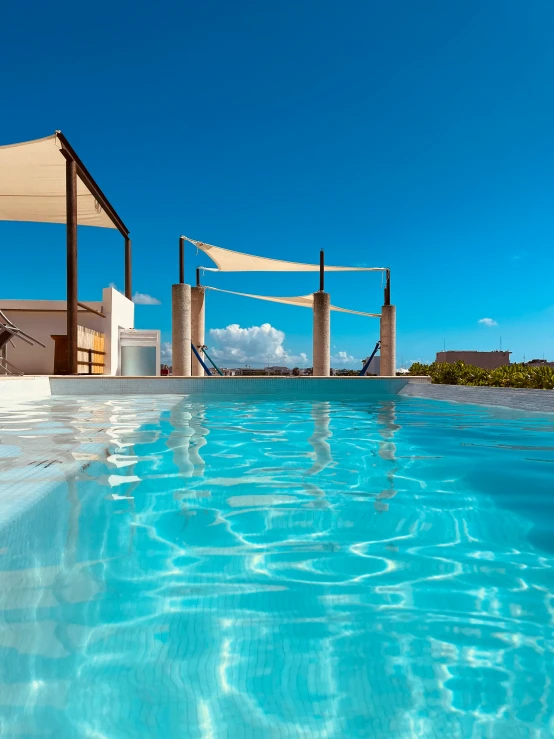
[179,236,185,284]
[66,159,78,374]
[319,250,325,291]
[196,267,201,287]
[384,269,391,306]
[125,237,132,299]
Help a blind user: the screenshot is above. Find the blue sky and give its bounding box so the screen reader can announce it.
[1,0,553,367]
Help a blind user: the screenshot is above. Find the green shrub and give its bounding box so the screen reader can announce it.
[408,361,554,390]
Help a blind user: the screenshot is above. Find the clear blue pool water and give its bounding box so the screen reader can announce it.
[0,394,553,738]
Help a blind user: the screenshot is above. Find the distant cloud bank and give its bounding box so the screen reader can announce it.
[209,323,307,366]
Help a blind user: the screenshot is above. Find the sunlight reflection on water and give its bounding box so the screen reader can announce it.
[0,394,553,737]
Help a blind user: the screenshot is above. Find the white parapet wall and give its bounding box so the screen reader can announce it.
[0,287,134,376]
[0,376,52,401]
[102,288,135,375]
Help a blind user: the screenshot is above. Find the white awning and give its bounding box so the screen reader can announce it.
[184,236,385,272]
[0,134,116,229]
[205,286,380,317]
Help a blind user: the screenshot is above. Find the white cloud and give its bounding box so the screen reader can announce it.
[133,292,161,305]
[478,317,498,327]
[209,324,307,366]
[331,350,356,365]
[107,284,161,305]
[161,342,172,362]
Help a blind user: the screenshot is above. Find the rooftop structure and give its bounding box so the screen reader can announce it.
[0,132,131,375]
[525,359,554,367]
[173,237,394,378]
[436,350,511,370]
[0,288,134,375]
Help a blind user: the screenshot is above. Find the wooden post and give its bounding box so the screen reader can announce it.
[125,237,132,299]
[384,269,391,306]
[196,267,201,287]
[319,250,324,291]
[66,159,78,374]
[179,236,185,284]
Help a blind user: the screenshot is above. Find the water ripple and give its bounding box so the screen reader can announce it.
[0,395,553,737]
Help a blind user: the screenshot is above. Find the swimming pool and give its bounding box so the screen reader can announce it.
[0,393,553,738]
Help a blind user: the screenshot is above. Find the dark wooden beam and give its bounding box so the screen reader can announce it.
[57,131,129,237]
[196,267,201,287]
[179,236,185,284]
[77,301,106,319]
[319,250,325,291]
[384,269,391,306]
[66,159,78,374]
[125,237,132,299]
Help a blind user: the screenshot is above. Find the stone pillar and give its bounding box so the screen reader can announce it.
[380,304,396,376]
[313,291,331,377]
[191,286,206,376]
[171,283,191,376]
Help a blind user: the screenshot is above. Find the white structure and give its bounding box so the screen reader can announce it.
[183,236,385,275]
[119,329,160,376]
[361,355,381,375]
[0,287,134,375]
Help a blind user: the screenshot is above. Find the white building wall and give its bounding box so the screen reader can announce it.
[0,288,134,376]
[102,288,135,375]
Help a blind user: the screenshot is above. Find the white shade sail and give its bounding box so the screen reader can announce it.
[0,134,116,229]
[184,236,385,273]
[205,286,380,317]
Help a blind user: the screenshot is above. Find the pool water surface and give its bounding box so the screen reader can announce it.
[0,394,553,738]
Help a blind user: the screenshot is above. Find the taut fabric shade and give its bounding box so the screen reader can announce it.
[184,236,385,273]
[205,286,380,317]
[0,134,116,229]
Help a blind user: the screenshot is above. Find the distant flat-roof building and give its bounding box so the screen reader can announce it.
[525,359,554,368]
[436,350,511,369]
[265,366,291,375]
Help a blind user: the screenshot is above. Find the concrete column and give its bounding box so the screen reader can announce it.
[313,291,331,376]
[191,286,206,376]
[171,283,191,376]
[380,304,396,376]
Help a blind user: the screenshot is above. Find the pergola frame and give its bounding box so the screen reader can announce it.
[55,132,131,373]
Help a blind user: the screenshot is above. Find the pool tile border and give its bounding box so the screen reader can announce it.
[48,376,426,397]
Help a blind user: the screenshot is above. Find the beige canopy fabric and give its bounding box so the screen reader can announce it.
[0,134,116,229]
[184,236,385,273]
[205,286,380,317]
